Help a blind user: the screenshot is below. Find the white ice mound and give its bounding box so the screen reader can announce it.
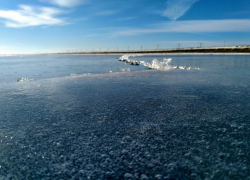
[118,55,200,71]
[146,58,200,70]
[118,55,141,65]
[17,78,33,82]
[148,58,172,70]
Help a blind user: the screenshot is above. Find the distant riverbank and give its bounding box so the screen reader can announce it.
[1,46,250,56]
[55,46,250,55]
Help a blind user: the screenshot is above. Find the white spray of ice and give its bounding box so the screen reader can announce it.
[148,58,172,70]
[118,55,200,71]
[119,55,142,65]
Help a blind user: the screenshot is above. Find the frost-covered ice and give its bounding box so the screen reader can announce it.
[70,73,91,77]
[1,54,250,179]
[120,68,130,72]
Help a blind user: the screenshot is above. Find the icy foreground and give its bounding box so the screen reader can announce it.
[1,55,250,179]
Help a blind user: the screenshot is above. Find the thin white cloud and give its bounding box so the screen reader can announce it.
[112,19,250,36]
[163,0,200,20]
[40,0,87,8]
[0,5,66,28]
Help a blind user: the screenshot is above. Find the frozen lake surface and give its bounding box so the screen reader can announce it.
[0,54,250,179]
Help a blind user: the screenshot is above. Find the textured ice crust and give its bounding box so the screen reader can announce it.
[1,73,250,179]
[119,55,200,70]
[1,55,250,179]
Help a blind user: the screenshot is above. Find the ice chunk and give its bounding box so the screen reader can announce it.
[17,78,33,82]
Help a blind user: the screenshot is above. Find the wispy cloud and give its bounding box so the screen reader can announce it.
[112,19,250,36]
[95,10,117,16]
[163,0,200,20]
[0,5,66,28]
[40,0,87,8]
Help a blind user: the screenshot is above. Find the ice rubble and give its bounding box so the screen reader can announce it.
[118,55,200,71]
[17,78,33,82]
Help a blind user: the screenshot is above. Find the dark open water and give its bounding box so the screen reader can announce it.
[0,54,250,179]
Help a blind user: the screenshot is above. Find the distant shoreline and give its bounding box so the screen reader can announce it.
[56,46,250,55]
[1,46,250,56]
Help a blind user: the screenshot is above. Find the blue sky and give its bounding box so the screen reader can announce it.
[0,0,250,54]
